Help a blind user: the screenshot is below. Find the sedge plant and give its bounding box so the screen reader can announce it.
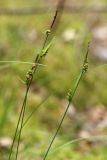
[42,43,89,160]
[8,0,65,159]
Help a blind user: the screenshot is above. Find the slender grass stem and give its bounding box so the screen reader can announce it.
[8,85,29,160]
[50,138,83,154]
[42,44,89,160]
[43,101,71,160]
[22,95,50,128]
[42,73,82,160]
[9,54,40,160]
[0,60,46,66]
[50,134,107,154]
[8,0,65,159]
[14,57,41,160]
[15,86,30,160]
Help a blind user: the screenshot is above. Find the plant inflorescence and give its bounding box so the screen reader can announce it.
[8,0,65,159]
[42,42,89,160]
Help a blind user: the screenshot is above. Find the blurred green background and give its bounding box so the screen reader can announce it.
[1,0,107,159]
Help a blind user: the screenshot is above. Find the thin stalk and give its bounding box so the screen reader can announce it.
[50,134,107,154]
[50,138,83,154]
[8,85,29,160]
[14,56,41,160]
[42,44,89,160]
[8,0,65,159]
[9,40,43,160]
[22,95,50,128]
[42,75,82,160]
[0,60,46,66]
[15,88,30,160]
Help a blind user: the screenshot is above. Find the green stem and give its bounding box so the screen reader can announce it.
[42,71,83,160]
[42,45,89,160]
[22,95,50,128]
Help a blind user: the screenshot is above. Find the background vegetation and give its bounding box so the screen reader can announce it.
[1,0,107,159]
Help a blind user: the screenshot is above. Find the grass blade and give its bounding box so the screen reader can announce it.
[22,95,50,128]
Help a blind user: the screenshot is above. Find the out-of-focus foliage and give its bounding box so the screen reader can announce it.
[1,0,107,159]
